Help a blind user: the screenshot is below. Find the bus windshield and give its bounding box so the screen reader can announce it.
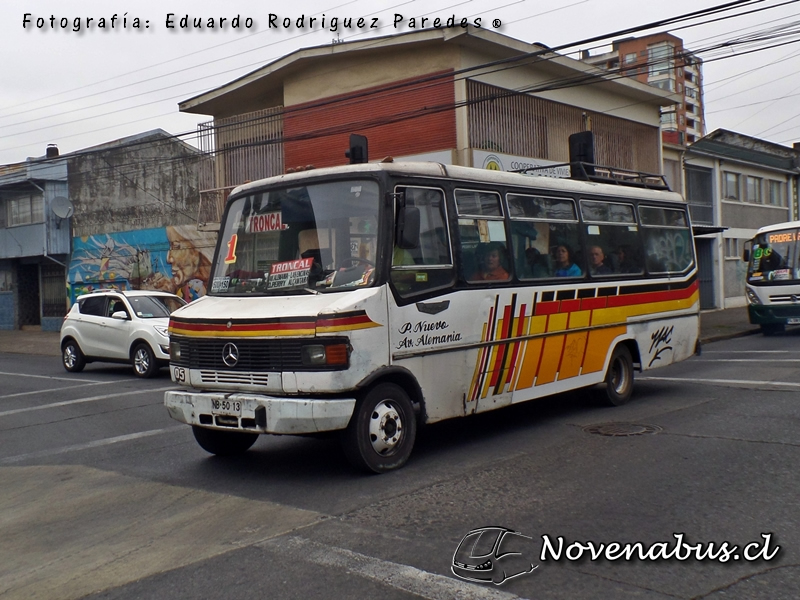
[209,179,381,296]
[747,228,800,283]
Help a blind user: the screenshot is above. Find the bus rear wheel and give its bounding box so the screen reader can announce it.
[192,426,258,456]
[341,383,417,474]
[602,345,634,406]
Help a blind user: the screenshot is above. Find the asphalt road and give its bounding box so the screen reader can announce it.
[1,331,799,600]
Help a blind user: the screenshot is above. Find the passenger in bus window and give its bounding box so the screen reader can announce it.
[553,244,582,277]
[588,245,613,276]
[525,247,551,278]
[614,245,641,274]
[471,242,510,281]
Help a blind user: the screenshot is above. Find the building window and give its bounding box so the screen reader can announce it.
[724,238,740,259]
[687,134,695,143]
[624,52,637,64]
[651,78,675,92]
[7,194,44,226]
[687,118,695,129]
[746,176,762,203]
[686,87,697,99]
[768,180,785,206]
[723,172,740,200]
[685,71,694,83]
[0,269,12,292]
[686,165,713,225]
[661,110,677,127]
[648,42,675,77]
[686,103,695,114]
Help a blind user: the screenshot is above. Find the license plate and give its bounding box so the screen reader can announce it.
[787,318,800,324]
[211,398,242,416]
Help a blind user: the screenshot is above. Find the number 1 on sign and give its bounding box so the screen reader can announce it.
[224,234,238,264]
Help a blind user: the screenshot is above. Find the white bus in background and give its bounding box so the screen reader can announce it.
[744,220,800,335]
[164,161,699,473]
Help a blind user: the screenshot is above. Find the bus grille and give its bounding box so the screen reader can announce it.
[768,294,800,304]
[173,338,305,371]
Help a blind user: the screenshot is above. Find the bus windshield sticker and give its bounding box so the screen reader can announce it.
[246,211,288,233]
[267,258,313,289]
[211,277,230,293]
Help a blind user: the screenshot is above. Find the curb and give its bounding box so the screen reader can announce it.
[699,328,761,346]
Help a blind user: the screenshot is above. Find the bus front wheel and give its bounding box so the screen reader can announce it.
[342,383,417,474]
[761,323,785,336]
[603,345,634,406]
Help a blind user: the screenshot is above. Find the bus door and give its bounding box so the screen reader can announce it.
[388,186,517,421]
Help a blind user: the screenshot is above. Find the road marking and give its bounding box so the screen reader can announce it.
[641,376,800,389]
[0,381,119,400]
[258,536,526,600]
[0,465,321,600]
[0,426,185,465]
[0,386,176,418]
[691,359,800,362]
[701,350,795,354]
[0,371,109,384]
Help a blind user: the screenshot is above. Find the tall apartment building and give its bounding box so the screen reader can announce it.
[582,33,704,146]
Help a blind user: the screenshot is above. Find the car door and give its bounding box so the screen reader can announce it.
[98,294,134,359]
[76,296,110,357]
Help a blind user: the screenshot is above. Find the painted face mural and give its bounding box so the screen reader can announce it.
[67,226,216,304]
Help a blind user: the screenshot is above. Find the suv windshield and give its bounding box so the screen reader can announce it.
[129,295,186,318]
[210,179,381,296]
[748,228,800,283]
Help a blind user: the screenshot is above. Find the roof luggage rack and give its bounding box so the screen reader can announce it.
[517,162,671,191]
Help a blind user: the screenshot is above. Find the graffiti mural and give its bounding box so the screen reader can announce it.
[644,229,693,273]
[68,226,217,304]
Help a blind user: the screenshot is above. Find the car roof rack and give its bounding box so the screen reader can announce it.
[517,162,671,191]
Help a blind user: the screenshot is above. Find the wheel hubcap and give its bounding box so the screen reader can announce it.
[368,400,403,455]
[134,349,150,374]
[64,347,76,368]
[611,358,629,395]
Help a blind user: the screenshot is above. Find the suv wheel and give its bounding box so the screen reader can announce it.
[132,343,159,378]
[62,339,86,373]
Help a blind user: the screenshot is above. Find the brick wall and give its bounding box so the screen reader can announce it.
[284,70,457,168]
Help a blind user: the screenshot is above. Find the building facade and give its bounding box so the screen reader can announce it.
[0,152,70,330]
[0,130,210,330]
[581,32,704,146]
[180,27,678,220]
[683,130,799,309]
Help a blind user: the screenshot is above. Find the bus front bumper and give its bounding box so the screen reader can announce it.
[164,390,356,435]
[748,304,800,325]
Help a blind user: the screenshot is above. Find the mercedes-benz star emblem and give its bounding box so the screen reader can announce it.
[222,342,239,368]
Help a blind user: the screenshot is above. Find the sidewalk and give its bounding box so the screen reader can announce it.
[0,307,760,358]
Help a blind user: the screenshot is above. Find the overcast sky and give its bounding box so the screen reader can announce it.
[1,0,799,165]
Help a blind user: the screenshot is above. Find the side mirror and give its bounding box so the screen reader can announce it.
[742,248,750,262]
[111,311,129,320]
[396,206,420,250]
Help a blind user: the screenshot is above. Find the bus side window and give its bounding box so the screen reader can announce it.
[508,194,580,280]
[639,206,694,274]
[455,189,509,283]
[579,199,643,277]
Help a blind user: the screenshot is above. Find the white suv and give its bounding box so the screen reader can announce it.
[60,290,186,378]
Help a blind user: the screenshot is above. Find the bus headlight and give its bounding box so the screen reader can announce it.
[301,342,350,367]
[746,288,762,305]
[170,341,182,361]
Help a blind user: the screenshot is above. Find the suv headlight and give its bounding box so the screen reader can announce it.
[153,325,169,338]
[301,342,350,367]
